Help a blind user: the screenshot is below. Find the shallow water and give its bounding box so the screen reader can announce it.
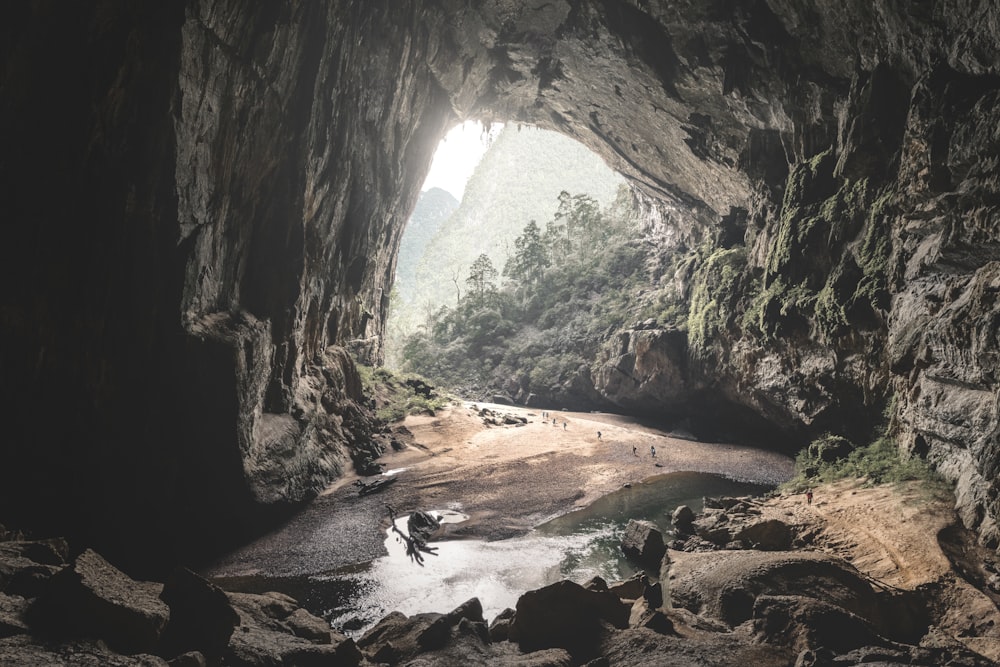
[217,472,771,636]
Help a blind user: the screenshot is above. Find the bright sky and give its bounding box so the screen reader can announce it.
[421,121,504,200]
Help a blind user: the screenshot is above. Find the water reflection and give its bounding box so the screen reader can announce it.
[318,472,770,634]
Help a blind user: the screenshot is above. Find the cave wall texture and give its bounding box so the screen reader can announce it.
[1,0,999,568]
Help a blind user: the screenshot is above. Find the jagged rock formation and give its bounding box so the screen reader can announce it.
[1,0,1000,567]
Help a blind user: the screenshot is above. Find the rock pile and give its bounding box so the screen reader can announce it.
[3,505,995,666]
[0,541,360,666]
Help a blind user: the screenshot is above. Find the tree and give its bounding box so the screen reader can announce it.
[504,220,550,288]
[466,253,498,302]
[554,191,605,254]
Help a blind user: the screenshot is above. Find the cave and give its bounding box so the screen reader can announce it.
[2,0,1000,591]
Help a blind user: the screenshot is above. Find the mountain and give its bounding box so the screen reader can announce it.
[385,126,625,365]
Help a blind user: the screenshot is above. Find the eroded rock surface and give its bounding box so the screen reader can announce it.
[3,1,1000,568]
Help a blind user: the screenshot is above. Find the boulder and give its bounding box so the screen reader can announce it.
[167,651,207,667]
[357,610,442,662]
[225,591,361,667]
[0,541,66,598]
[30,549,169,654]
[511,579,629,658]
[417,597,485,650]
[671,505,695,535]
[621,520,666,567]
[608,573,648,601]
[0,635,169,666]
[668,550,882,628]
[410,617,573,666]
[752,595,885,655]
[159,567,239,659]
[628,597,675,635]
[733,519,793,550]
[0,594,29,638]
[286,608,333,643]
[489,608,515,642]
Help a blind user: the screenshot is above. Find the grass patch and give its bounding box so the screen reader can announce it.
[357,364,451,423]
[782,433,944,493]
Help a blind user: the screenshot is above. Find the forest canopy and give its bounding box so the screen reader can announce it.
[396,188,659,406]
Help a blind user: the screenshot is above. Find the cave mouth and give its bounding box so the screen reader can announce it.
[384,120,800,450]
[3,1,998,588]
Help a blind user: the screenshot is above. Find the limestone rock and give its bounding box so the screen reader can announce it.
[752,594,885,655]
[0,636,168,667]
[285,608,333,644]
[225,591,360,667]
[4,0,1000,569]
[511,579,629,657]
[357,610,442,663]
[417,597,486,651]
[668,550,882,629]
[31,549,169,654]
[671,505,696,535]
[621,520,666,567]
[734,519,794,551]
[608,573,648,601]
[159,567,239,659]
[0,594,29,638]
[628,597,674,635]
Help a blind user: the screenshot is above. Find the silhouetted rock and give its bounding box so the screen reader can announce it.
[30,549,169,654]
[159,567,239,659]
[0,594,29,638]
[417,597,486,651]
[608,573,648,601]
[621,520,666,567]
[672,505,696,535]
[225,591,359,667]
[489,608,515,642]
[511,580,629,658]
[734,519,793,551]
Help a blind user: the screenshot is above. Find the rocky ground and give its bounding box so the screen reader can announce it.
[2,404,998,665]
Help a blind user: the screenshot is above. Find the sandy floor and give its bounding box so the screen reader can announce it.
[206,403,793,578]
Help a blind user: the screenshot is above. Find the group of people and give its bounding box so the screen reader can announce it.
[537,410,659,460]
[540,410,567,429]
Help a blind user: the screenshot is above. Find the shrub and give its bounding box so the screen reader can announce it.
[783,431,942,493]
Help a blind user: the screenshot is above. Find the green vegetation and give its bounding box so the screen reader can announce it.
[740,147,895,343]
[782,431,942,493]
[396,188,652,401]
[386,126,625,366]
[687,246,747,354]
[356,363,451,423]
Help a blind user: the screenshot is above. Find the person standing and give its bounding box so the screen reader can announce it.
[650,445,656,458]
[597,431,602,440]
[806,489,813,505]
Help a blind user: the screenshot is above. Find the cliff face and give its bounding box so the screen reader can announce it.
[2,0,999,567]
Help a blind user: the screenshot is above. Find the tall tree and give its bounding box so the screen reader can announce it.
[466,253,498,302]
[504,219,550,288]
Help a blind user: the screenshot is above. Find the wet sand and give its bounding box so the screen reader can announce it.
[204,403,793,579]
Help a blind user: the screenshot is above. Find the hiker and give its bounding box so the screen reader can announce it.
[806,489,813,505]
[632,445,637,456]
[597,431,602,440]
[563,421,567,430]
[650,445,656,458]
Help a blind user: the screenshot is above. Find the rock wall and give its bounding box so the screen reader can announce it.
[1,0,1000,568]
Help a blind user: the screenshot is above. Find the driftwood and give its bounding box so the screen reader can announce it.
[386,505,439,566]
[355,476,397,496]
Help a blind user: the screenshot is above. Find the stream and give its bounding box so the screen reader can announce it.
[213,471,772,636]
